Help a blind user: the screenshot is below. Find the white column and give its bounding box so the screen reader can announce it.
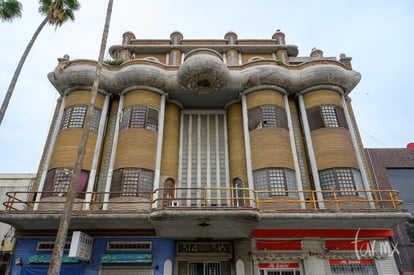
[34,96,66,210]
[83,94,110,210]
[102,95,124,210]
[341,96,375,208]
[284,95,306,209]
[241,94,255,207]
[298,94,325,209]
[152,94,166,208]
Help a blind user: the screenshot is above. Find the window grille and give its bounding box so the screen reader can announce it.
[330,263,377,274]
[37,242,70,251]
[107,241,152,251]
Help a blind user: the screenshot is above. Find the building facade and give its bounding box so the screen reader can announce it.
[366,147,414,275]
[0,174,35,275]
[0,31,411,275]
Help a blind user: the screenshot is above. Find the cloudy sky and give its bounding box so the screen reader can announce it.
[0,0,413,173]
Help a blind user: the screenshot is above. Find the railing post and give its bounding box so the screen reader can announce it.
[390,190,397,209]
[333,191,339,210]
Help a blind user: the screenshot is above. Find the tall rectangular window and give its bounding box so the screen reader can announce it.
[179,112,229,206]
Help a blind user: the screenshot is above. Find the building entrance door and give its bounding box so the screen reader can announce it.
[189,262,220,275]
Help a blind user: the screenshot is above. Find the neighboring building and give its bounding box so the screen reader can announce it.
[366,146,414,275]
[0,31,411,275]
[0,174,34,275]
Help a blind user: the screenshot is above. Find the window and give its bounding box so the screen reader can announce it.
[248,105,288,131]
[319,168,363,198]
[110,168,154,198]
[60,105,87,129]
[42,168,89,198]
[307,105,348,131]
[330,260,377,275]
[37,242,70,251]
[120,106,159,131]
[107,241,152,251]
[179,113,229,206]
[163,178,175,206]
[233,178,245,207]
[90,108,102,132]
[387,168,414,214]
[60,105,101,131]
[248,56,264,62]
[253,168,296,198]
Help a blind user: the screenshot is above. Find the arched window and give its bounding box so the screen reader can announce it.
[233,178,245,207]
[163,178,175,206]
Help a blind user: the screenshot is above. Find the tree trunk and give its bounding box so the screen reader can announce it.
[0,16,49,126]
[47,0,114,274]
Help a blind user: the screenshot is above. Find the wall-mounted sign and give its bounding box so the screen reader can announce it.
[329,260,373,265]
[28,254,79,263]
[69,231,94,261]
[177,242,232,254]
[259,263,300,269]
[100,254,152,263]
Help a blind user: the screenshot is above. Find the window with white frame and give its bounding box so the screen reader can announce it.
[120,105,159,131]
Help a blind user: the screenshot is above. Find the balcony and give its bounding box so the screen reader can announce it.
[1,188,410,239]
[2,188,404,212]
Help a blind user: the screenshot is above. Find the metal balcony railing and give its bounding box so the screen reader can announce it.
[2,188,403,212]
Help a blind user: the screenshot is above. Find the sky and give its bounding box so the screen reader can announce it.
[0,0,413,173]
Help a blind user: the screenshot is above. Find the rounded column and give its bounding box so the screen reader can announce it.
[108,89,161,210]
[38,90,106,211]
[245,88,298,210]
[302,88,369,209]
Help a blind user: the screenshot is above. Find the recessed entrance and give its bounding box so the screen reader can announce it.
[189,262,220,275]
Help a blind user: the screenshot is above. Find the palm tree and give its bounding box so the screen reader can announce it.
[0,0,22,21]
[0,0,80,126]
[48,0,114,274]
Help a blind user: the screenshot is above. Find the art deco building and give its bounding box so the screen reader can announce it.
[0,31,411,275]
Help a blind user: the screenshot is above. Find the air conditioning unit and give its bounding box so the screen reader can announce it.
[171,200,180,207]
